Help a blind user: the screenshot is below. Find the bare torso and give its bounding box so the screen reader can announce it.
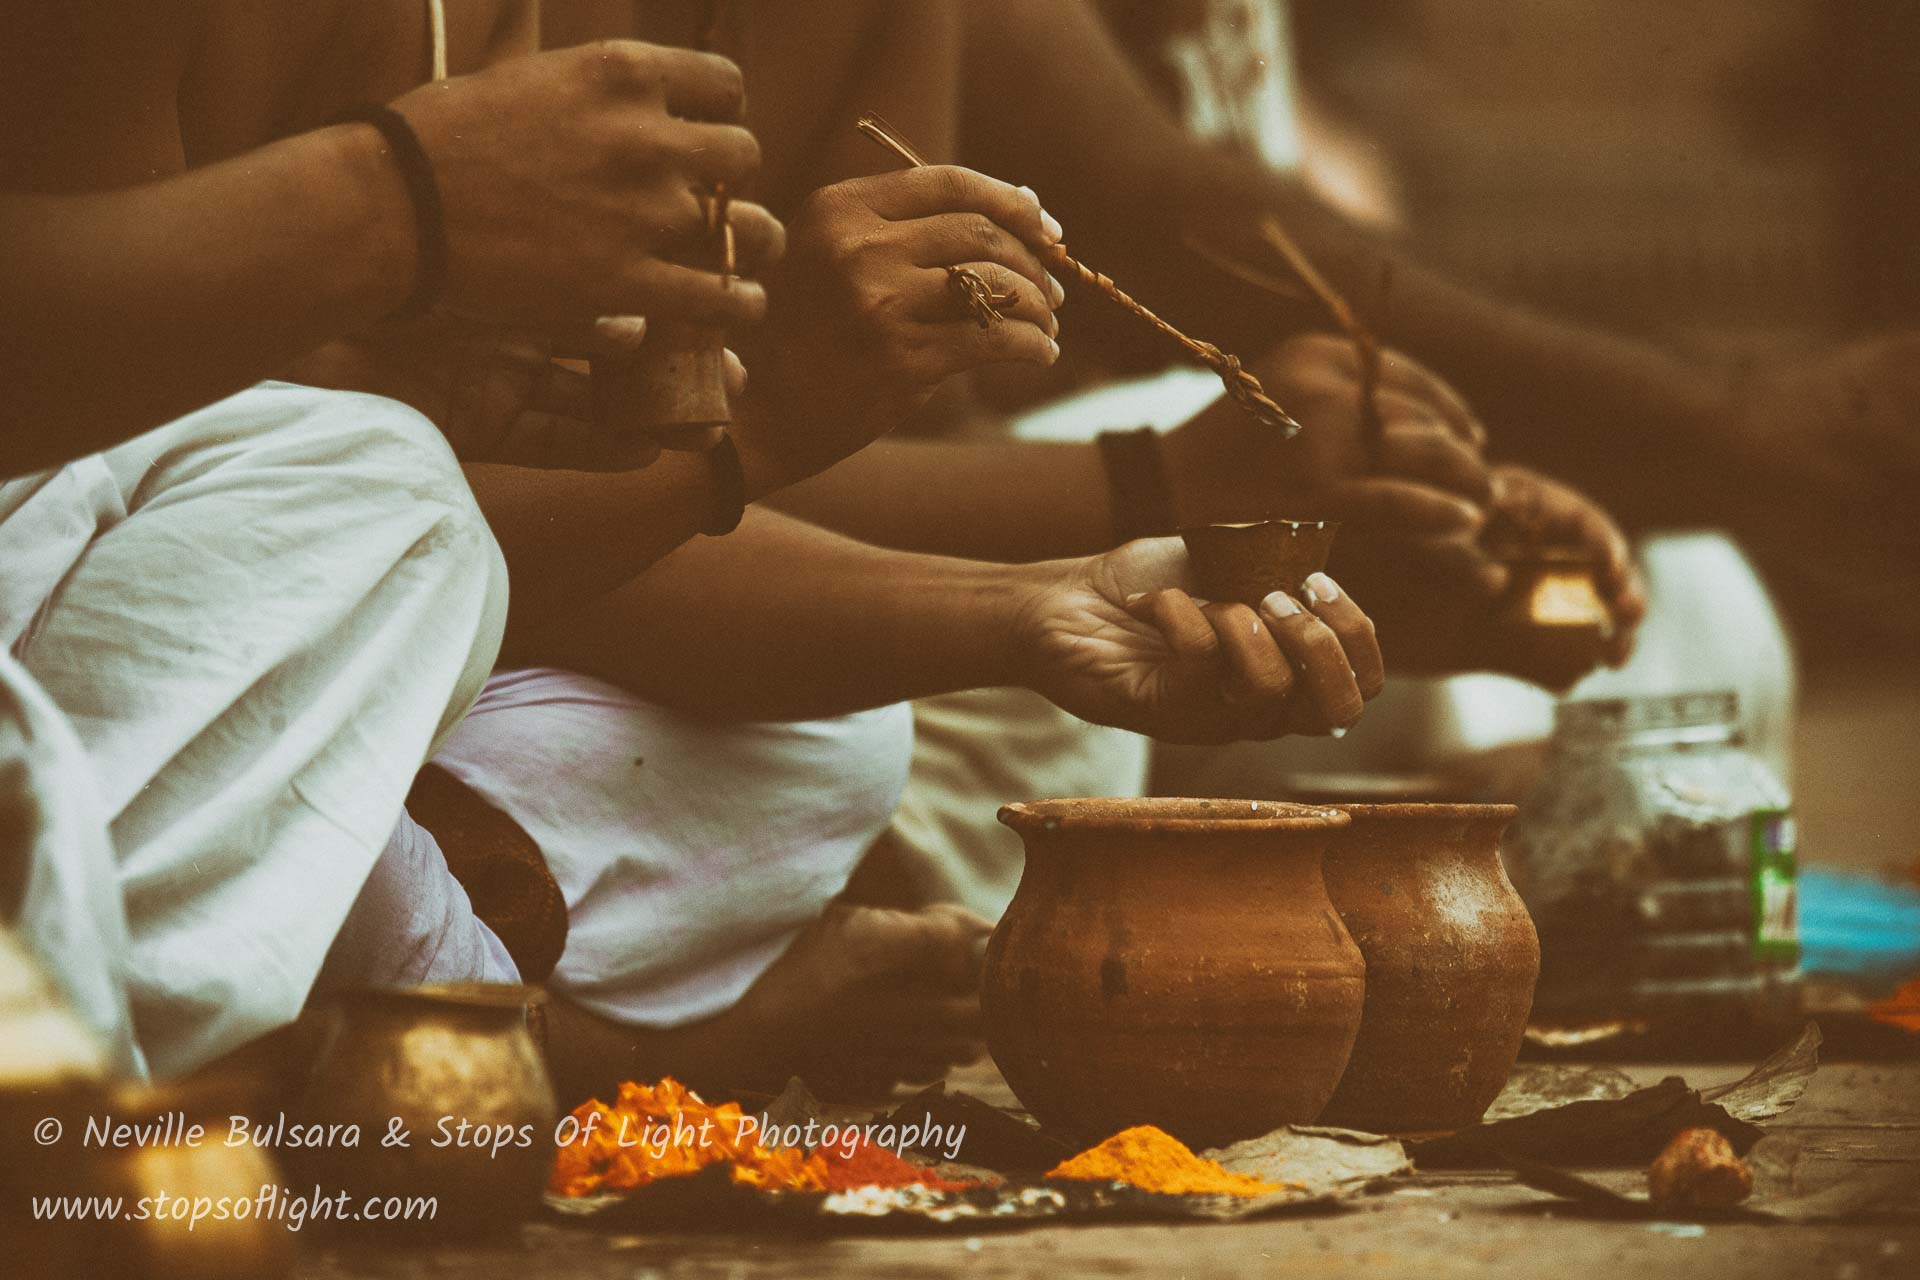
[180,0,532,162]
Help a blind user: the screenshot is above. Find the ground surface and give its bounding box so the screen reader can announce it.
[298,1053,1918,1280]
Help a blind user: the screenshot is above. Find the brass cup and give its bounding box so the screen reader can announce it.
[1179,519,1340,606]
[1486,546,1612,690]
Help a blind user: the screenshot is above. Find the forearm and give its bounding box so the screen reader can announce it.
[529,507,1048,720]
[959,0,1730,464]
[766,438,1113,561]
[1,124,411,475]
[1169,160,1730,459]
[466,451,721,660]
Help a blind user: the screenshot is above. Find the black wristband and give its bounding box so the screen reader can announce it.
[338,104,448,322]
[1096,427,1178,543]
[701,433,748,536]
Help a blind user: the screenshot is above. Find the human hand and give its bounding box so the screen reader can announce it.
[387,42,783,331]
[1161,332,1492,534]
[1011,537,1384,744]
[1332,464,1646,684]
[737,166,1065,489]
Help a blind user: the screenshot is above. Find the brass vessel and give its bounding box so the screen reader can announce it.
[1486,547,1612,690]
[1179,519,1339,607]
[293,983,556,1238]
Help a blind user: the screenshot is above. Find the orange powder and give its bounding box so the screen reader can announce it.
[1046,1125,1281,1197]
[548,1078,826,1196]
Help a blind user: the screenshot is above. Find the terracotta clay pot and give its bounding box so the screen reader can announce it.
[1179,519,1338,607]
[1318,804,1539,1133]
[984,798,1364,1147]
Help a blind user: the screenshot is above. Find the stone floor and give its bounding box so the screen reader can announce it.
[300,1052,1919,1280]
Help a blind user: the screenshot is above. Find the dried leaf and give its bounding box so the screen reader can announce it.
[1204,1125,1411,1194]
[1484,1064,1639,1121]
[1699,1021,1821,1121]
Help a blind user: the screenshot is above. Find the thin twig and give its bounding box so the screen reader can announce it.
[1180,233,1313,305]
[855,113,1303,436]
[1256,216,1384,460]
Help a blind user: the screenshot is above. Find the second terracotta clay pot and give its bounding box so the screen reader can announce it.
[1318,804,1539,1133]
[984,798,1365,1147]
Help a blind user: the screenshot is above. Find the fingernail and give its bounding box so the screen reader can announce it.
[1046,273,1066,307]
[1305,573,1339,604]
[594,314,649,349]
[1125,592,1145,606]
[1044,335,1060,361]
[1329,725,1349,739]
[1021,189,1067,243]
[1261,591,1301,617]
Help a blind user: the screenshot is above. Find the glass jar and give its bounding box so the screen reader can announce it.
[1507,691,1800,1033]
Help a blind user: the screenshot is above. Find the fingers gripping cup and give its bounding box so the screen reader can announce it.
[592,188,734,449]
[1179,519,1339,607]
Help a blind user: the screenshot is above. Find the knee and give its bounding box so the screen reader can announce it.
[223,385,508,723]
[323,393,507,717]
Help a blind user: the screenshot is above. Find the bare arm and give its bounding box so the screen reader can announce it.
[2,8,766,480]
[529,506,1032,720]
[0,4,414,476]
[769,438,1114,560]
[0,142,416,477]
[526,503,1387,748]
[955,0,1729,470]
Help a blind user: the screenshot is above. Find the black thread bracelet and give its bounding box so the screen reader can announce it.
[702,433,748,536]
[1096,427,1178,543]
[337,104,448,322]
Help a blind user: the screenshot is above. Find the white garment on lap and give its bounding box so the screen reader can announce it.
[315,809,518,994]
[0,383,507,1076]
[1,652,141,1077]
[430,668,913,1028]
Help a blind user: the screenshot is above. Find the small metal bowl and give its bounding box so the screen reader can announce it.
[1179,519,1340,606]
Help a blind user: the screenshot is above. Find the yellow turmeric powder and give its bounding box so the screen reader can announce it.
[1045,1125,1281,1197]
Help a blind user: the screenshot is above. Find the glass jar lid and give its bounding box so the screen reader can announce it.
[1554,690,1741,747]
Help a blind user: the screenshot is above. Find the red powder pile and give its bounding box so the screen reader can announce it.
[816,1137,977,1193]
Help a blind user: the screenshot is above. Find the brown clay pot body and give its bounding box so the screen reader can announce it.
[984,799,1365,1147]
[1318,804,1539,1133]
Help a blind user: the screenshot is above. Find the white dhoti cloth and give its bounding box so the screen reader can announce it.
[316,808,520,994]
[0,383,506,1076]
[1,651,140,1078]
[401,667,914,1027]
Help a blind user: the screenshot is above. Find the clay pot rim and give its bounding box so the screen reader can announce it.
[999,797,1349,834]
[1328,802,1520,822]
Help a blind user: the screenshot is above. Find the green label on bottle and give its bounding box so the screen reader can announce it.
[1749,808,1799,961]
